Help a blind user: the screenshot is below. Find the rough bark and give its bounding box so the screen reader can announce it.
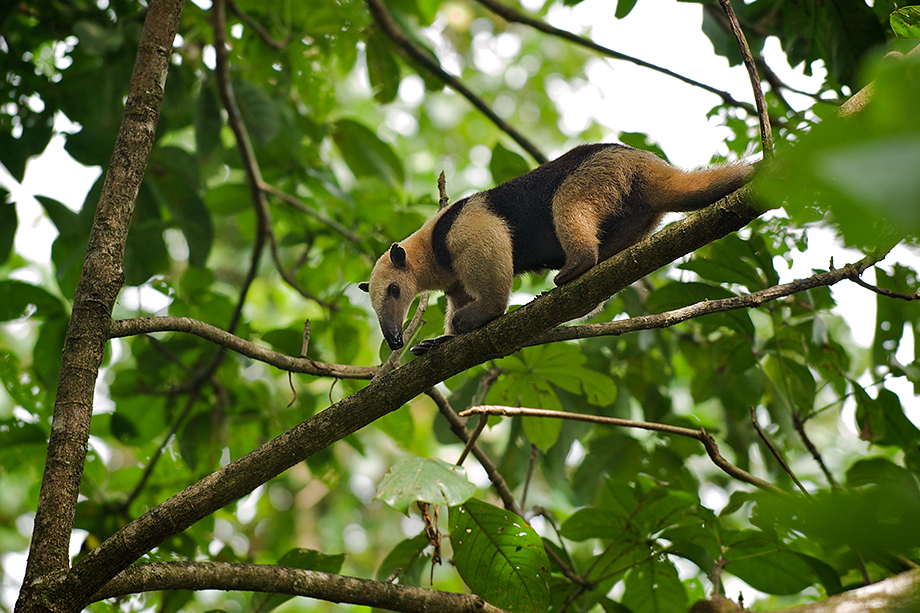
[14,1,185,612]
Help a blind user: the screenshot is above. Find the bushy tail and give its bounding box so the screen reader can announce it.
[648,162,755,213]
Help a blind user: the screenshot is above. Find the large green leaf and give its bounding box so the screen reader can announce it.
[621,556,687,613]
[854,385,920,450]
[332,118,404,187]
[0,280,66,321]
[376,457,475,515]
[489,142,530,184]
[375,533,430,587]
[489,343,616,450]
[449,499,549,613]
[723,531,817,595]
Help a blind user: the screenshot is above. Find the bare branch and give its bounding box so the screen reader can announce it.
[526,253,882,346]
[108,316,376,379]
[750,407,808,495]
[18,0,186,598]
[792,411,840,489]
[718,0,773,155]
[226,0,289,49]
[365,0,546,164]
[474,0,763,119]
[91,561,510,613]
[259,180,362,245]
[849,274,920,301]
[460,405,784,494]
[213,0,269,334]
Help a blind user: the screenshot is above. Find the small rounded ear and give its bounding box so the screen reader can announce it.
[389,243,407,268]
[358,281,369,293]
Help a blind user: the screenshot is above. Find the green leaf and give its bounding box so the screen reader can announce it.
[146,146,213,268]
[489,142,531,185]
[250,549,345,613]
[233,78,280,147]
[0,280,66,321]
[0,194,15,264]
[0,418,46,448]
[615,0,639,20]
[449,499,549,613]
[195,79,223,162]
[854,385,920,450]
[723,531,817,595]
[489,344,616,450]
[559,507,628,541]
[0,352,45,415]
[891,6,920,39]
[621,556,688,613]
[332,118,404,186]
[375,533,430,586]
[376,457,475,514]
[759,58,920,249]
[366,30,401,104]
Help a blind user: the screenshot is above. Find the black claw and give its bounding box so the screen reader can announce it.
[409,334,455,356]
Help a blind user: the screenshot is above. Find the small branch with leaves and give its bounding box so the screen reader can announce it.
[460,405,784,494]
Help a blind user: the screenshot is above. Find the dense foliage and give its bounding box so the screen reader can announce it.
[2,0,920,612]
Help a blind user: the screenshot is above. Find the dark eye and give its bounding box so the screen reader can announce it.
[387,283,400,298]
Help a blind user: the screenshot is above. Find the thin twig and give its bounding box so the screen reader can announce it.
[474,0,763,120]
[718,0,773,155]
[365,0,546,164]
[456,413,488,466]
[227,0,289,49]
[461,406,784,494]
[849,274,920,301]
[526,254,882,346]
[750,407,809,496]
[259,180,362,245]
[792,411,839,489]
[120,390,199,514]
[213,0,269,336]
[425,389,590,588]
[520,443,538,510]
[108,316,377,379]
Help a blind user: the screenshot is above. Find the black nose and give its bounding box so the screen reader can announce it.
[385,330,404,350]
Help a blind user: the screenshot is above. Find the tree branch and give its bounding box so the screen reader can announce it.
[58,188,765,610]
[718,0,773,155]
[91,561,509,613]
[474,0,765,120]
[365,0,546,164]
[212,0,269,335]
[525,253,881,346]
[17,0,186,605]
[107,316,377,379]
[259,180,362,245]
[460,405,784,494]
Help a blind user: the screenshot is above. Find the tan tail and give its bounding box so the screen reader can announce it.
[648,162,754,213]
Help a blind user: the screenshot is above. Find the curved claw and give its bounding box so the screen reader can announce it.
[410,334,456,356]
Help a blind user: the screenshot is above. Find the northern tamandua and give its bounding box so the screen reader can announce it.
[359,143,754,352]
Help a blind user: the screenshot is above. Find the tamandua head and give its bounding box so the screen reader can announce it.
[358,243,418,350]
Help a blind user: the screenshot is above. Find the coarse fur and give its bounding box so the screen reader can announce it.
[359,143,754,351]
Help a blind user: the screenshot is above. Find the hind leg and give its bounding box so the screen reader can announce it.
[552,199,603,285]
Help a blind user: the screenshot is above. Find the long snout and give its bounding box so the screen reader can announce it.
[383,323,404,350]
